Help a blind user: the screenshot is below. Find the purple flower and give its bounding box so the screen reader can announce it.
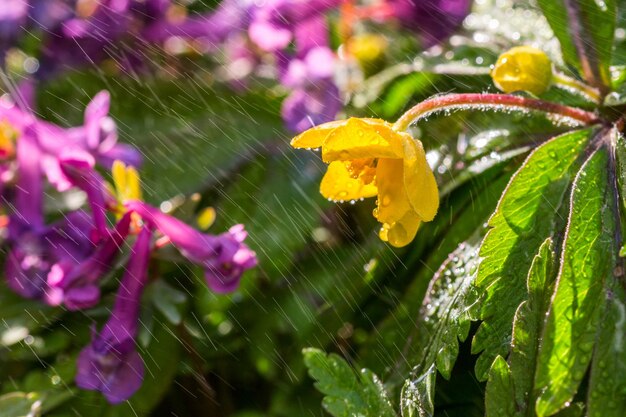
[282,80,342,133]
[248,0,341,52]
[50,212,132,310]
[6,210,97,304]
[383,0,472,47]
[0,0,74,63]
[143,0,255,46]
[75,227,151,404]
[5,126,100,303]
[125,200,257,293]
[0,0,28,59]
[0,91,141,192]
[279,44,341,132]
[59,150,114,239]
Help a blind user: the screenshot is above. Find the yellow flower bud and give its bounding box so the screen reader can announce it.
[491,46,553,96]
[346,34,388,75]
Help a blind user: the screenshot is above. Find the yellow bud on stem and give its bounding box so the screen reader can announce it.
[491,46,553,96]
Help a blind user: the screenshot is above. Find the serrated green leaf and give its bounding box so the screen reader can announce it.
[535,146,616,417]
[586,135,626,416]
[510,238,556,416]
[586,276,626,416]
[485,356,516,417]
[400,365,436,417]
[472,129,593,380]
[378,236,482,415]
[302,348,396,417]
[537,0,615,86]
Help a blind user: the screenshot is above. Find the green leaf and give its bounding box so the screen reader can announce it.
[372,234,483,416]
[483,238,556,417]
[535,146,616,416]
[400,365,436,417]
[0,283,60,348]
[381,72,438,118]
[147,279,187,325]
[586,277,626,416]
[485,356,516,417]
[509,238,556,415]
[418,239,482,381]
[302,348,396,417]
[0,392,41,417]
[472,128,592,380]
[586,130,626,417]
[537,0,616,86]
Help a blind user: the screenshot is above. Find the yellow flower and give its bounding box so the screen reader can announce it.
[291,117,438,247]
[112,160,142,203]
[0,121,17,159]
[491,46,553,96]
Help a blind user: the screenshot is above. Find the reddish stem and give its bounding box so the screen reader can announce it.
[393,93,600,131]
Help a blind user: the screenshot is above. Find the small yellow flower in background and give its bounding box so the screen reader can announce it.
[112,160,142,203]
[197,206,217,230]
[346,34,388,75]
[491,46,553,96]
[0,121,17,159]
[291,117,439,248]
[111,160,143,227]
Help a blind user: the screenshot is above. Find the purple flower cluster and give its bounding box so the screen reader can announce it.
[0,90,257,403]
[2,1,472,132]
[184,0,344,132]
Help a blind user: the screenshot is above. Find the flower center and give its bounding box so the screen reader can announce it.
[346,158,377,185]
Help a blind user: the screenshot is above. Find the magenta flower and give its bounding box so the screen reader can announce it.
[5,126,96,303]
[0,92,141,192]
[125,200,257,293]
[49,213,132,311]
[377,0,472,47]
[75,227,151,404]
[276,13,341,132]
[248,0,341,52]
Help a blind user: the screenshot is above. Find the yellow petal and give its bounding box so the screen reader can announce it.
[112,160,127,197]
[379,210,422,248]
[374,157,412,225]
[290,120,346,149]
[125,166,142,201]
[320,161,378,202]
[321,118,404,162]
[401,134,439,221]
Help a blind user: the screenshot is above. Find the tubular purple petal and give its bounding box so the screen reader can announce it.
[75,227,152,403]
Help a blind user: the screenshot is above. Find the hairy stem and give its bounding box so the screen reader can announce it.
[393,93,600,131]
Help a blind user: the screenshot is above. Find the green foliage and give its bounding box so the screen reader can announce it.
[535,146,616,416]
[484,238,556,417]
[302,348,396,417]
[471,129,592,380]
[537,0,616,85]
[0,392,41,417]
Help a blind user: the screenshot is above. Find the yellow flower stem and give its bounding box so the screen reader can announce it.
[393,93,600,132]
[552,71,601,104]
